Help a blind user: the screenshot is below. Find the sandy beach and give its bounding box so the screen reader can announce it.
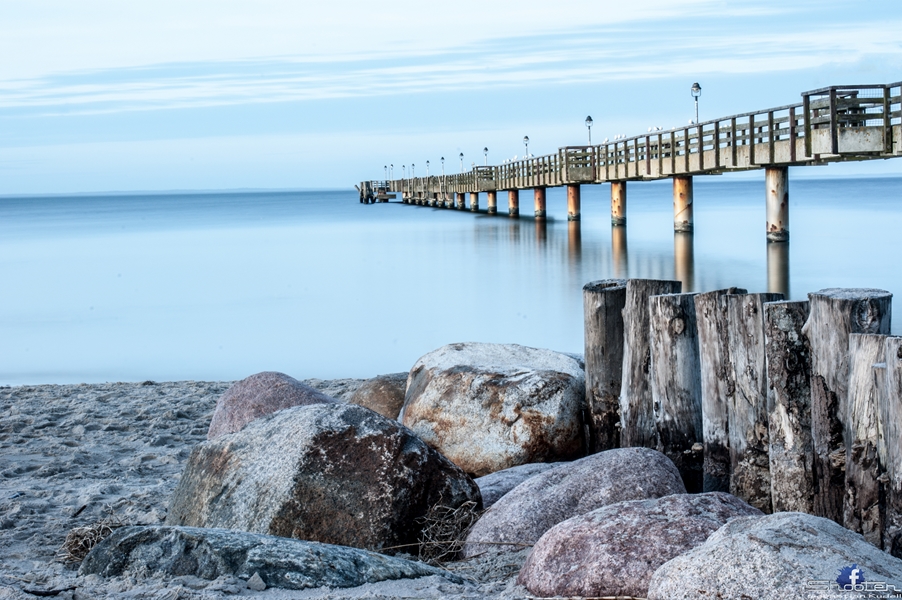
[0,379,532,600]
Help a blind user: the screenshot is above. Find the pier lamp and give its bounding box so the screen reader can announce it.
[523,136,529,158]
[384,165,387,180]
[483,147,488,165]
[691,82,701,124]
[402,165,406,178]
[585,116,593,145]
[426,160,430,177]
[390,164,393,179]
[412,163,415,177]
[459,152,464,173]
[441,157,445,177]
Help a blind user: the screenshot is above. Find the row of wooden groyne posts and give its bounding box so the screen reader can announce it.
[359,82,902,241]
[581,278,900,557]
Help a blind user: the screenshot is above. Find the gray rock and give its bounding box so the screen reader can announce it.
[79,526,464,589]
[475,462,562,509]
[518,492,762,598]
[167,403,481,553]
[400,342,586,476]
[207,371,336,439]
[348,372,408,419]
[647,512,902,599]
[463,447,686,557]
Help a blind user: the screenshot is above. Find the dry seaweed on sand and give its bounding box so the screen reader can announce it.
[57,505,126,564]
[416,498,482,564]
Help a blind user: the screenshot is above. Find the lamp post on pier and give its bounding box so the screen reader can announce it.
[390,164,393,180]
[523,136,529,158]
[691,82,701,124]
[459,152,464,173]
[384,165,387,181]
[585,115,593,145]
[426,160,429,177]
[483,147,488,166]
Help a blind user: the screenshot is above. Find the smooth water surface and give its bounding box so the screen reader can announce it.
[1,176,900,385]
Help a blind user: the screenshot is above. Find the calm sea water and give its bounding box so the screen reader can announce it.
[1,176,900,386]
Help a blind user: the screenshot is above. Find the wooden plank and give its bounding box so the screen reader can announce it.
[765,300,814,514]
[803,288,893,524]
[790,106,797,162]
[583,279,628,452]
[884,336,902,558]
[844,333,888,547]
[695,287,747,492]
[649,292,703,492]
[619,278,683,449]
[725,292,784,513]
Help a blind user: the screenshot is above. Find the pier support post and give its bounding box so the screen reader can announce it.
[567,184,581,221]
[456,193,465,210]
[766,167,789,242]
[534,187,546,219]
[487,191,497,215]
[673,176,693,233]
[611,181,627,226]
[469,192,479,212]
[508,190,520,218]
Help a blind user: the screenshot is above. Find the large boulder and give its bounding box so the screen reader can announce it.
[167,403,481,553]
[475,462,562,509]
[348,372,408,419]
[647,512,902,599]
[463,447,685,557]
[518,492,762,598]
[207,371,336,439]
[80,526,464,589]
[400,342,586,476]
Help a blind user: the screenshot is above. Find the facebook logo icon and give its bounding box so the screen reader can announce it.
[836,564,865,588]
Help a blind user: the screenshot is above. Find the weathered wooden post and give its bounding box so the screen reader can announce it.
[649,292,703,492]
[567,184,581,221]
[673,176,693,233]
[726,292,784,513]
[803,288,892,524]
[583,279,627,452]
[534,187,547,219]
[469,192,479,212]
[456,192,465,210]
[611,181,627,226]
[764,300,814,513]
[883,336,902,557]
[766,166,789,242]
[620,278,682,449]
[844,333,888,546]
[487,191,497,215]
[508,190,520,218]
[695,287,747,493]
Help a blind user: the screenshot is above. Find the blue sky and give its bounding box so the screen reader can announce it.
[1,0,901,194]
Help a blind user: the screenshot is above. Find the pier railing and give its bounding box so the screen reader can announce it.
[360,81,902,201]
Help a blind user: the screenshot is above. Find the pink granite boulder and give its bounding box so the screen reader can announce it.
[518,492,762,598]
[207,371,336,439]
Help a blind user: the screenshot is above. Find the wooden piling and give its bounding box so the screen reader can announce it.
[508,190,520,218]
[764,300,815,513]
[649,292,703,492]
[695,287,747,493]
[469,192,479,212]
[583,279,627,452]
[534,187,547,219]
[674,232,694,293]
[803,288,892,523]
[766,166,789,242]
[611,181,627,226]
[883,336,902,557]
[456,192,465,210]
[620,278,682,449]
[612,226,628,279]
[767,241,790,298]
[844,333,888,546]
[725,292,784,513]
[673,176,693,233]
[487,191,497,215]
[567,184,581,221]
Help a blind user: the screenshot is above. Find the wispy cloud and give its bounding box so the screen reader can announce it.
[2,16,900,117]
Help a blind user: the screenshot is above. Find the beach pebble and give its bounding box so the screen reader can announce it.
[207,371,337,439]
[400,342,586,476]
[79,525,465,590]
[167,402,481,553]
[475,462,562,509]
[246,571,266,591]
[647,512,902,599]
[347,372,408,419]
[518,492,762,598]
[463,447,685,557]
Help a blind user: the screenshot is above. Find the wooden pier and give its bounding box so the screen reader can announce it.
[359,81,902,241]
